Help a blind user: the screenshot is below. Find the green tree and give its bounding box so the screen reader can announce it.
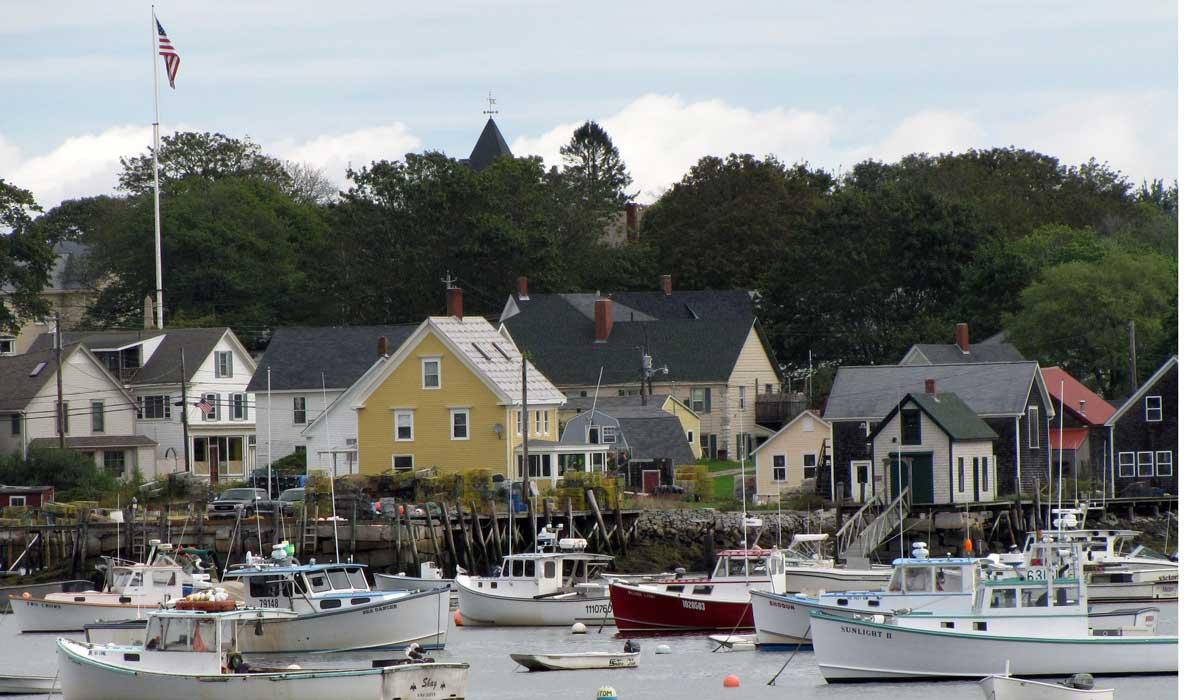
[0,179,54,334]
[1005,249,1177,397]
[560,121,633,211]
[644,154,833,290]
[119,131,291,196]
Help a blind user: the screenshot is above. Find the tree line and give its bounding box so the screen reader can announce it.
[0,124,1176,400]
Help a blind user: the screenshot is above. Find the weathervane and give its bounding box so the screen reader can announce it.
[484,91,499,117]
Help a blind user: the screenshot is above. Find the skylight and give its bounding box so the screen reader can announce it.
[29,362,47,377]
[471,342,491,361]
[491,343,512,361]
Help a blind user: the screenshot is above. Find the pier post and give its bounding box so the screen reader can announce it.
[585,488,613,553]
[488,499,503,556]
[456,502,476,573]
[402,505,419,569]
[427,502,445,568]
[469,503,489,567]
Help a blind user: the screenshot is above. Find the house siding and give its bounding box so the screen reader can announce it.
[754,413,830,500]
[259,390,341,463]
[1111,363,1178,495]
[829,420,870,500]
[1017,377,1051,493]
[871,402,951,504]
[952,441,995,503]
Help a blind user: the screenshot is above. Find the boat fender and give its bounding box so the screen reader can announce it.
[572,622,588,634]
[596,686,618,700]
[623,640,640,653]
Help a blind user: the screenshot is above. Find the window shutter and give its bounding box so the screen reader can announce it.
[164,395,171,419]
[704,388,712,411]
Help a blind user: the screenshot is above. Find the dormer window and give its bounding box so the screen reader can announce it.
[600,426,617,444]
[215,351,233,378]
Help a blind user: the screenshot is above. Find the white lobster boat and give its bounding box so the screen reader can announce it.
[808,541,1176,682]
[456,529,615,626]
[980,667,1114,700]
[56,608,469,700]
[782,534,890,594]
[10,541,210,632]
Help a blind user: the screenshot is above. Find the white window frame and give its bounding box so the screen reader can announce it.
[392,454,415,472]
[738,385,746,409]
[772,454,787,483]
[292,396,306,425]
[230,393,247,421]
[91,400,105,433]
[687,430,694,443]
[137,395,171,420]
[450,408,470,441]
[515,410,523,437]
[1145,396,1162,422]
[214,351,233,378]
[957,456,965,493]
[542,410,551,436]
[0,337,14,356]
[1137,451,1155,477]
[1027,406,1040,449]
[9,414,19,436]
[1156,451,1173,476]
[421,358,441,390]
[203,393,221,421]
[1117,452,1136,478]
[802,452,818,480]
[534,410,544,436]
[600,425,617,444]
[981,457,991,492]
[9,495,25,507]
[394,410,414,441]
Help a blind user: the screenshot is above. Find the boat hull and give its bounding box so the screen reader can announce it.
[56,639,468,700]
[979,675,1114,700]
[10,597,154,632]
[809,610,1178,682]
[509,652,639,671]
[374,573,456,592]
[609,582,756,632]
[784,567,889,595]
[0,675,59,695]
[0,580,92,613]
[456,580,610,626]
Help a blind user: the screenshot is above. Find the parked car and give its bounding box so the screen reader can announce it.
[207,488,268,517]
[276,487,306,515]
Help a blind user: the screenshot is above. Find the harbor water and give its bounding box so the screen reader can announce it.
[0,616,1176,699]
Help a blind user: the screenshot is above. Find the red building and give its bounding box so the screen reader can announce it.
[0,485,55,508]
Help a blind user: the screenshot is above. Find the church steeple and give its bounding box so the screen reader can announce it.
[467,92,512,171]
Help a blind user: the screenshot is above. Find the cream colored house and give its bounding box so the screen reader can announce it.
[751,410,831,502]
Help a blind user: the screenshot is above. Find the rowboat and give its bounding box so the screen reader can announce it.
[980,671,1113,700]
[511,642,641,672]
[708,633,757,651]
[0,674,60,695]
[56,608,469,700]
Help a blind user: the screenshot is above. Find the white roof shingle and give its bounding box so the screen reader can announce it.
[428,317,565,405]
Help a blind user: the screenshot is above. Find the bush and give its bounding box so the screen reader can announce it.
[675,465,713,502]
[0,448,118,501]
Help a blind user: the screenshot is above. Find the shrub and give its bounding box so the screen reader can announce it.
[0,448,118,501]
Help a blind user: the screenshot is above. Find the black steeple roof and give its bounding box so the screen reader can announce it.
[466,117,512,171]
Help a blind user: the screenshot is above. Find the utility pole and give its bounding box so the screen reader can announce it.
[179,348,191,475]
[54,313,65,448]
[520,354,530,520]
[1127,320,1138,393]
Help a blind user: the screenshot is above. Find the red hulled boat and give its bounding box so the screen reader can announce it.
[609,549,785,632]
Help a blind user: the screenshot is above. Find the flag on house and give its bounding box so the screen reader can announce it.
[157,18,181,88]
[195,398,213,416]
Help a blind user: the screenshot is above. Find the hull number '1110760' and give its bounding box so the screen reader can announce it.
[585,604,611,615]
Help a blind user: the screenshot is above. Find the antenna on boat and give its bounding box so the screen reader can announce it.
[1056,380,1064,535]
[324,371,341,564]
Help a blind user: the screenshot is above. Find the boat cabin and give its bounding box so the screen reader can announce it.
[474,551,613,598]
[104,564,186,602]
[223,562,384,614]
[100,609,292,675]
[782,534,831,568]
[885,557,982,594]
[711,549,783,580]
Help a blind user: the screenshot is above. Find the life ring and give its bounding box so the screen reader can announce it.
[227,653,244,672]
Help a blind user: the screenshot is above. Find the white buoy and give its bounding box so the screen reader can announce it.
[596,686,617,700]
[571,622,588,634]
[655,644,672,654]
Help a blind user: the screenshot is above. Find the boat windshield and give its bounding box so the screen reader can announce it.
[111,569,134,590]
[327,569,352,589]
[1129,545,1171,562]
[347,568,368,589]
[306,573,331,593]
[147,617,218,653]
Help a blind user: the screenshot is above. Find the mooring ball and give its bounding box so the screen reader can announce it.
[596,686,618,700]
[723,674,741,688]
[453,610,464,626]
[655,644,672,654]
[571,622,588,634]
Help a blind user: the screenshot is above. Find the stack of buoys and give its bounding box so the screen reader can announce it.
[175,587,236,612]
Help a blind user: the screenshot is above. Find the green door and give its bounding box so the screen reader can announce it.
[889,454,934,505]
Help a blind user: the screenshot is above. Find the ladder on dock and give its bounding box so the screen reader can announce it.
[301,505,319,556]
[132,513,148,563]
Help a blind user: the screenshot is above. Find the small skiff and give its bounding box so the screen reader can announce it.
[979,673,1113,700]
[0,674,60,695]
[708,634,757,651]
[510,652,640,672]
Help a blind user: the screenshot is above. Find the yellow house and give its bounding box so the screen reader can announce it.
[751,410,831,502]
[354,315,566,479]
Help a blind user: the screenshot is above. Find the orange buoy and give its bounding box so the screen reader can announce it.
[453,610,464,626]
[723,674,741,688]
[962,538,974,553]
[21,592,31,599]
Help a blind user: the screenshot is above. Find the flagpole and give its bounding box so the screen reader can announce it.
[151,6,164,330]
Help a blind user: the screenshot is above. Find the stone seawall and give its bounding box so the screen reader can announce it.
[632,508,836,550]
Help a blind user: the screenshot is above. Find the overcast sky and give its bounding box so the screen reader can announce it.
[1,1,1177,207]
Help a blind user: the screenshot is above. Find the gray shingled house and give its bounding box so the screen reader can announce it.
[899,323,1025,365]
[823,362,1053,502]
[558,401,696,492]
[1105,356,1178,496]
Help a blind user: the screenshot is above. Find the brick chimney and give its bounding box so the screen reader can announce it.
[515,276,529,300]
[626,203,640,231]
[447,287,464,319]
[594,297,613,342]
[924,378,936,395]
[660,274,673,296]
[377,336,389,358]
[954,323,970,354]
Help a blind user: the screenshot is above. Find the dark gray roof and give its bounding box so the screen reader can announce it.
[0,485,54,494]
[0,345,70,412]
[901,340,1025,365]
[29,435,157,449]
[501,290,765,386]
[824,362,1043,420]
[619,416,697,464]
[27,328,229,385]
[561,394,670,416]
[873,392,996,441]
[467,118,512,171]
[246,324,419,392]
[0,241,92,294]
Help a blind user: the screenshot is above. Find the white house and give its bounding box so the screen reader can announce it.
[27,328,257,482]
[245,325,419,473]
[0,344,157,477]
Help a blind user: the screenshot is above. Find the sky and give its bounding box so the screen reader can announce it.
[0,1,1178,208]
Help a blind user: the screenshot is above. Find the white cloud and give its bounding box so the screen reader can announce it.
[513,94,838,200]
[2,125,155,208]
[865,110,986,163]
[269,122,422,188]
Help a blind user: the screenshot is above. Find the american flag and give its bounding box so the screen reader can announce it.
[195,398,213,416]
[157,18,180,89]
